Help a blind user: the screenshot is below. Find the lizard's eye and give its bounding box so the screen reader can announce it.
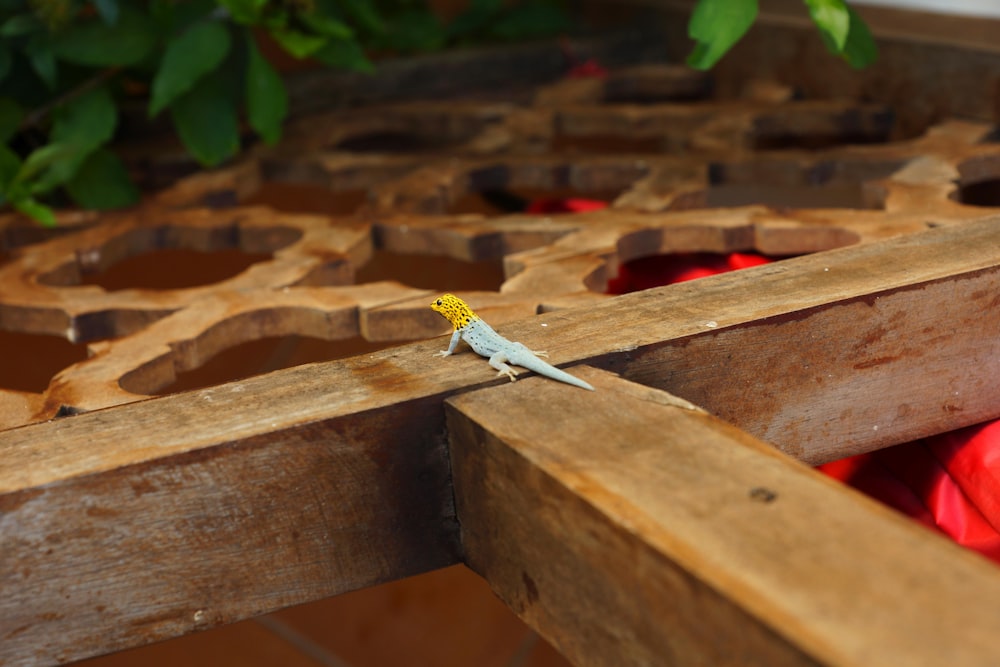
[436,299,442,306]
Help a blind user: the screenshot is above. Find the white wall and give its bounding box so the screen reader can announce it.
[853,0,1000,19]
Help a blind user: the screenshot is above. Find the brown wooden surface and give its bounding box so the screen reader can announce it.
[447,368,1000,666]
[0,360,461,665]
[4,216,1000,664]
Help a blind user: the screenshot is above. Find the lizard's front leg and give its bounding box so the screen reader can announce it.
[488,352,519,382]
[434,329,464,358]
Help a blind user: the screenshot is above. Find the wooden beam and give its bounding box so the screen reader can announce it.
[527,214,1000,464]
[0,364,460,665]
[447,369,1000,666]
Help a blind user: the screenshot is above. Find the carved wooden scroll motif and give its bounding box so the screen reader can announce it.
[2,65,1000,429]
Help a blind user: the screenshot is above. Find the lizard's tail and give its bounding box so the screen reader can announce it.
[519,356,595,391]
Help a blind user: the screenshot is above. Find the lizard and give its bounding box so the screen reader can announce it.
[430,293,595,391]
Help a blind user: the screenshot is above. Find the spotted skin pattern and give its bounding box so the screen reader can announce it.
[430,293,595,391]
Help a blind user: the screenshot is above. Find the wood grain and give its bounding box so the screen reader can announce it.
[5,217,1000,663]
[447,368,1000,666]
[0,358,461,665]
[524,214,1000,464]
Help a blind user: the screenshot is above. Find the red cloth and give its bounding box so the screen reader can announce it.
[821,424,1000,563]
[525,198,609,214]
[567,59,609,79]
[606,251,771,294]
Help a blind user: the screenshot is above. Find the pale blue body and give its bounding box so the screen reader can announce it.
[436,318,595,391]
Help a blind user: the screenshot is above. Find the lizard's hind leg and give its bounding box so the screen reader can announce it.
[488,352,519,382]
[512,341,547,357]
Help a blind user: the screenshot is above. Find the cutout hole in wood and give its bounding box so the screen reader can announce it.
[243,181,369,215]
[604,251,776,295]
[79,248,275,291]
[450,187,615,216]
[335,131,462,153]
[706,182,874,209]
[123,335,407,396]
[954,179,1000,207]
[356,249,505,292]
[0,330,88,393]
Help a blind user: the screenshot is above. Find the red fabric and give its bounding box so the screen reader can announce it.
[821,424,1000,563]
[525,198,609,214]
[606,251,771,294]
[567,59,609,79]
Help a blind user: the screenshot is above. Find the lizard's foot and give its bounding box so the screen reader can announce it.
[496,368,519,382]
[434,350,452,357]
[532,350,548,357]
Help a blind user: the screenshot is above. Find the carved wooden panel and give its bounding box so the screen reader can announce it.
[4,34,1000,665]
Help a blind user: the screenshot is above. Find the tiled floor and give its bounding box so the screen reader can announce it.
[76,565,572,667]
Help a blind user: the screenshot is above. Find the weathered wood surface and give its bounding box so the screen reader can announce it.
[0,206,370,342]
[5,79,999,433]
[4,217,1000,664]
[9,117,1000,427]
[447,368,1000,666]
[43,281,433,418]
[0,354,462,666]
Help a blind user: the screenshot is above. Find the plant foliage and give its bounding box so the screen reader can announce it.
[0,0,873,225]
[0,0,573,225]
[687,0,877,70]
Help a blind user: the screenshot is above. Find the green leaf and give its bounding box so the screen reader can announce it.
[52,85,116,149]
[260,8,288,31]
[490,4,573,41]
[151,0,216,35]
[15,142,77,185]
[30,85,119,192]
[0,145,21,187]
[149,20,232,117]
[218,0,267,24]
[839,6,878,68]
[312,38,374,72]
[271,27,328,59]
[375,9,445,52]
[93,0,120,25]
[337,0,383,35]
[245,36,287,145]
[448,0,502,39]
[51,6,156,66]
[170,74,240,166]
[805,0,849,51]
[25,36,57,90]
[0,42,11,84]
[0,14,42,37]
[300,11,353,40]
[13,197,56,227]
[686,0,758,70]
[65,147,138,209]
[0,98,22,143]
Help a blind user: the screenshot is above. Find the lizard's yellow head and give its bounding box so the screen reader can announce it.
[431,293,478,329]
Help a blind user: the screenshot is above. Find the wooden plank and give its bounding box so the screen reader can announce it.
[4,217,1000,662]
[446,368,1000,666]
[597,216,1000,464]
[0,361,461,666]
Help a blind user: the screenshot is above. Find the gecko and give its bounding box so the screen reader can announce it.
[430,293,595,391]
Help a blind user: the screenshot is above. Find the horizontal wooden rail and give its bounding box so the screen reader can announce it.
[447,369,1000,665]
[0,372,462,665]
[3,217,1000,663]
